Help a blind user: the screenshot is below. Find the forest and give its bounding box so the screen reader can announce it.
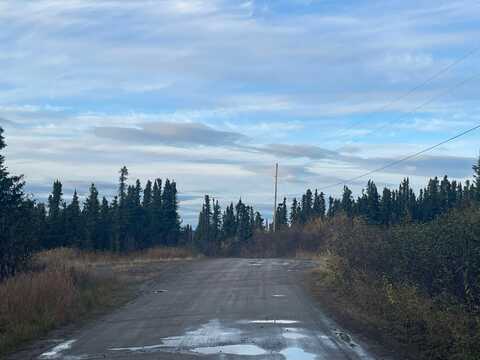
[2,120,480,282]
[0,127,191,280]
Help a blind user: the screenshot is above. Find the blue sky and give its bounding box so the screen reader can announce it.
[1,0,479,224]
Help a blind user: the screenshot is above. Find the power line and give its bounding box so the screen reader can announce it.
[347,72,480,142]
[321,46,480,143]
[319,123,480,191]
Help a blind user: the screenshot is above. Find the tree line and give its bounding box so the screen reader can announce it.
[193,196,264,255]
[194,156,480,256]
[42,167,183,251]
[275,160,480,228]
[0,127,185,280]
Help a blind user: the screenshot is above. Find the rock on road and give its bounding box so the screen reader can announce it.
[30,259,381,359]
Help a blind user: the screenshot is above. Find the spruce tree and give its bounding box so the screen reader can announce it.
[47,180,65,248]
[66,190,83,247]
[99,197,111,250]
[473,154,480,201]
[211,199,222,254]
[290,198,300,226]
[83,183,100,250]
[340,185,353,216]
[222,203,236,240]
[0,127,34,279]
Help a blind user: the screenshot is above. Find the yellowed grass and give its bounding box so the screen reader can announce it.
[0,246,194,357]
[0,264,119,356]
[38,246,194,267]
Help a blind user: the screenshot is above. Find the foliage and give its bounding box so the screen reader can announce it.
[0,127,185,281]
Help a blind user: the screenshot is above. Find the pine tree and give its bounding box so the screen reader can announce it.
[473,154,480,201]
[83,183,100,250]
[365,180,380,223]
[194,195,211,254]
[313,190,326,219]
[162,179,180,246]
[98,197,111,250]
[380,188,393,225]
[222,203,236,240]
[211,199,222,254]
[47,180,65,248]
[253,211,264,231]
[116,166,129,251]
[340,185,353,216]
[290,198,300,226]
[275,197,288,230]
[150,179,163,246]
[66,190,83,247]
[0,127,34,279]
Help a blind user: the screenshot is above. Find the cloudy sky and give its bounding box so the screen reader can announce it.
[1,0,479,225]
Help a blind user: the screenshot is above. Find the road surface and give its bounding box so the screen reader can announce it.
[29,259,380,359]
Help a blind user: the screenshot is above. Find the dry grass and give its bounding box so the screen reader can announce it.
[38,246,194,267]
[308,254,480,360]
[0,246,195,357]
[0,263,120,356]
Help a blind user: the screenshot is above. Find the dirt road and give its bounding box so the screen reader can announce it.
[27,259,381,359]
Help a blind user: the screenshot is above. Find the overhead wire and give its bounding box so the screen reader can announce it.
[321,46,479,143]
[319,122,480,191]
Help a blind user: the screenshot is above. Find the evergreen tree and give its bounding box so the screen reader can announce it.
[98,197,111,250]
[161,179,180,246]
[66,190,83,247]
[211,199,222,254]
[365,180,380,223]
[275,197,288,230]
[340,185,353,216]
[290,198,300,226]
[47,180,65,248]
[313,190,326,219]
[0,127,35,279]
[83,183,100,250]
[253,211,264,231]
[194,195,211,254]
[473,154,480,201]
[222,203,236,240]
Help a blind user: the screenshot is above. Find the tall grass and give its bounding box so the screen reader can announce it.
[0,262,117,355]
[0,246,193,356]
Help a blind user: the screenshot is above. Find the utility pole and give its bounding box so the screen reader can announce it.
[273,162,278,232]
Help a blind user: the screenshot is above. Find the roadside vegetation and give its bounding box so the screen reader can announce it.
[2,121,480,359]
[238,160,480,359]
[0,246,193,357]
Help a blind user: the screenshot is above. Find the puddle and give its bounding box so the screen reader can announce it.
[108,319,373,359]
[282,327,307,340]
[192,344,268,356]
[153,289,168,294]
[39,340,76,359]
[248,320,299,324]
[110,344,165,352]
[109,320,242,354]
[280,346,316,360]
[272,294,286,297]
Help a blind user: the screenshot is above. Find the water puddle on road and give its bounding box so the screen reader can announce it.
[108,319,374,359]
[39,340,77,359]
[192,344,268,356]
[248,319,299,324]
[280,346,317,360]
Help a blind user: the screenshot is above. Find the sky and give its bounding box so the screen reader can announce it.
[1,0,479,225]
